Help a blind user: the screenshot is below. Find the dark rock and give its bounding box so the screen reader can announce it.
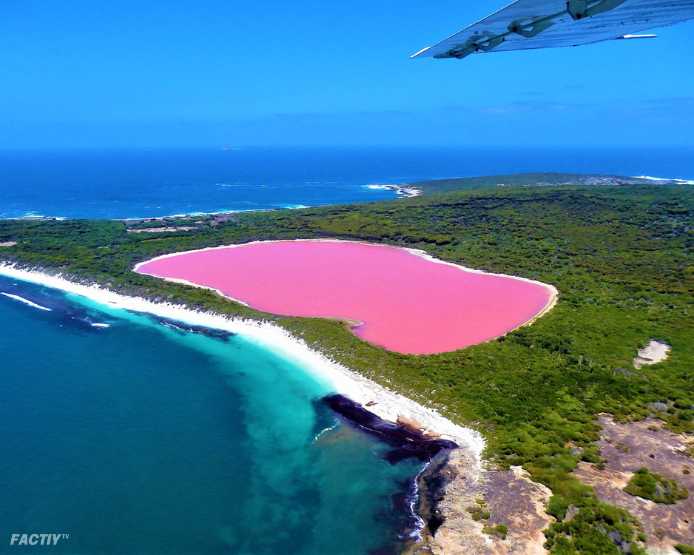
[322,394,458,463]
[151,315,235,340]
[607,530,632,553]
[647,401,670,413]
[417,450,455,535]
[563,505,579,522]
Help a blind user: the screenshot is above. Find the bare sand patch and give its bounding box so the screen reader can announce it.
[634,340,671,369]
[126,226,197,234]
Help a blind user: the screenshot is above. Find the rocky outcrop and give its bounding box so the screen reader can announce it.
[573,415,693,553]
[322,394,458,464]
[411,449,553,554]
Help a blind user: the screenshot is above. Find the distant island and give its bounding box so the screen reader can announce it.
[411,172,694,194]
[375,172,694,198]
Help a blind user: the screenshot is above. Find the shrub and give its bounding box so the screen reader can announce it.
[624,468,689,504]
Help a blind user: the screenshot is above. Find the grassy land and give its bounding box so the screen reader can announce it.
[411,173,685,194]
[1,183,692,553]
[624,468,689,504]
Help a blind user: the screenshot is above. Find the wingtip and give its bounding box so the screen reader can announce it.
[410,46,432,59]
[618,33,657,39]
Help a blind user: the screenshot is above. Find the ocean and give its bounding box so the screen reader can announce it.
[0,276,421,554]
[1,146,692,219]
[1,146,691,554]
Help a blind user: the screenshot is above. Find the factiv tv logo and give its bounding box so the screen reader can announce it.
[9,533,70,547]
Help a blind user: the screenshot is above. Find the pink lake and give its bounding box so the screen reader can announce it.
[135,240,554,355]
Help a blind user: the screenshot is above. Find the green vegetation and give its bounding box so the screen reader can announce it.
[1,182,692,553]
[624,467,689,504]
[412,173,683,194]
[483,523,508,540]
[466,499,491,521]
[467,499,508,541]
[675,544,694,554]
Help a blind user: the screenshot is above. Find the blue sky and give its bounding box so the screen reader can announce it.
[2,0,693,148]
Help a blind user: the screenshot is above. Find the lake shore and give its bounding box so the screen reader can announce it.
[134,239,559,355]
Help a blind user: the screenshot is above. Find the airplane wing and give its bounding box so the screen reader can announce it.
[412,0,694,59]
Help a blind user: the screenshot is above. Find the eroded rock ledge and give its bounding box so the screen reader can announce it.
[411,449,553,555]
[573,415,693,553]
[323,394,553,554]
[322,394,458,464]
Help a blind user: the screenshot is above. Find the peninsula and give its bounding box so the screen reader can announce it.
[0,175,692,554]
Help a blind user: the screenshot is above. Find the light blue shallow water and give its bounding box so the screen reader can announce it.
[0,146,692,219]
[0,276,420,554]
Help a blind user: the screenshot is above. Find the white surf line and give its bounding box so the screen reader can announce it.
[0,292,52,311]
[0,263,485,463]
[365,183,423,198]
[633,175,694,185]
[312,421,339,442]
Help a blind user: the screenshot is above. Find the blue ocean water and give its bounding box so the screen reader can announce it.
[2,145,693,554]
[0,276,421,555]
[1,146,692,219]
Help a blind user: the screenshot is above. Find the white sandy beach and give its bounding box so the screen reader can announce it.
[0,262,486,460]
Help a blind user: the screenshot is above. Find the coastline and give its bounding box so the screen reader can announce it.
[0,261,491,550]
[0,262,485,455]
[2,181,403,222]
[4,171,692,222]
[0,241,560,553]
[132,239,558,550]
[6,182,687,553]
[632,175,694,185]
[365,183,422,198]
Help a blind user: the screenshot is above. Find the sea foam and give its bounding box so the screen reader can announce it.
[0,292,52,311]
[634,175,694,185]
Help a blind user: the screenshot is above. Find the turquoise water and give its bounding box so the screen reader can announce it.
[0,276,421,554]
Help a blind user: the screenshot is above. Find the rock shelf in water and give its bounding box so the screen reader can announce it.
[322,394,458,464]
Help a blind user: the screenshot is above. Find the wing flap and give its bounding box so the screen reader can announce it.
[413,0,694,59]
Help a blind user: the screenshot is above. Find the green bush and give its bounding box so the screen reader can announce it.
[483,524,508,540]
[624,468,689,504]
